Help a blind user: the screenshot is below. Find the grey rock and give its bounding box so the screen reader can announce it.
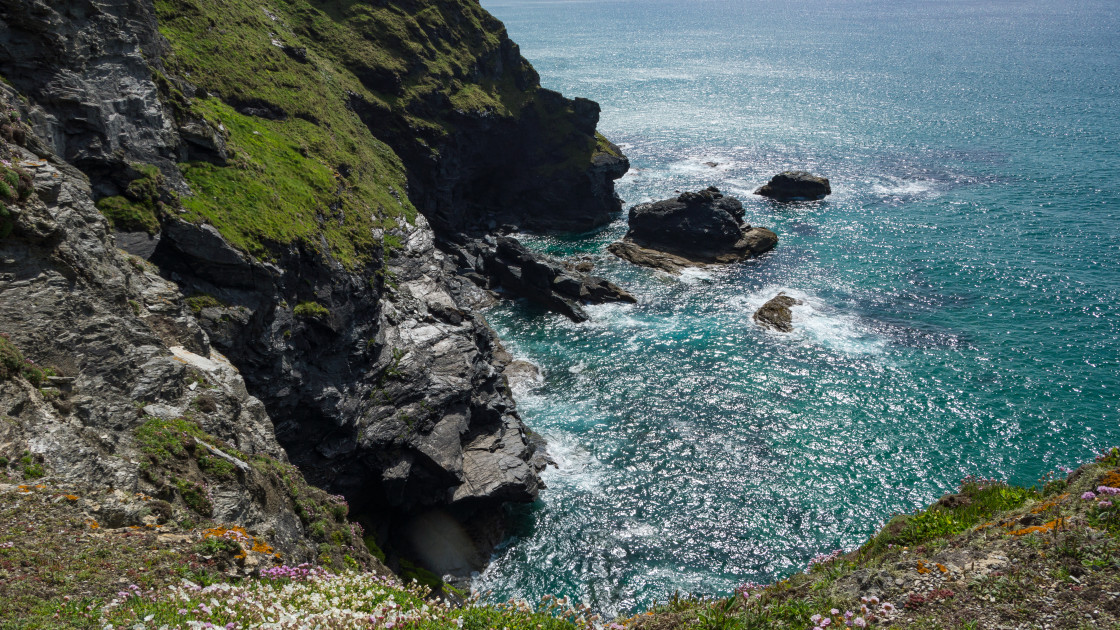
[0,82,348,564]
[611,187,778,271]
[445,235,636,322]
[753,293,803,333]
[755,171,831,201]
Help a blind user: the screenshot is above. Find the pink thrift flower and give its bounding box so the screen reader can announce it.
[854,618,867,628]
[1082,491,1097,500]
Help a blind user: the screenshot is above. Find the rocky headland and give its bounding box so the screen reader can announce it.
[609,187,778,273]
[0,0,626,597]
[1,1,1117,628]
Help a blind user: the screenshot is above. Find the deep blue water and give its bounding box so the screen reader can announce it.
[475,0,1120,616]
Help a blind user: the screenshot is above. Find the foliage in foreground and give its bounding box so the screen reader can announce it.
[51,570,600,630]
[622,448,1120,630]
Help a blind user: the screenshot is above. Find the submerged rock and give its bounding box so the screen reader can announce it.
[755,171,831,201]
[753,293,803,332]
[609,187,777,272]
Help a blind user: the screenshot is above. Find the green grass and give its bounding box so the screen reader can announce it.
[293,301,330,319]
[864,479,1039,552]
[151,0,611,266]
[153,0,422,268]
[95,164,167,233]
[0,334,54,385]
[185,293,223,314]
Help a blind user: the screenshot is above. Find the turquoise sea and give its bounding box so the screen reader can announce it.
[475,0,1120,616]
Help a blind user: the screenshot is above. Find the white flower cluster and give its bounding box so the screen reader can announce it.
[99,572,452,629]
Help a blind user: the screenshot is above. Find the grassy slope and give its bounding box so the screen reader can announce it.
[153,0,426,266]
[5,446,1120,628]
[626,450,1120,630]
[149,0,566,267]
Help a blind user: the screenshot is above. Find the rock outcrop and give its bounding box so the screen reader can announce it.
[0,84,377,569]
[446,236,636,322]
[753,293,803,332]
[0,0,629,581]
[755,171,831,201]
[609,187,777,272]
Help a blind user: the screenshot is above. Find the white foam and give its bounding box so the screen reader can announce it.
[540,432,602,492]
[742,287,886,355]
[678,267,714,284]
[870,178,938,197]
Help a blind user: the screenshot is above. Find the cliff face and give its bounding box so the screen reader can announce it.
[0,0,625,577]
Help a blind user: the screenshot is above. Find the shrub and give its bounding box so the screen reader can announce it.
[294,301,330,319]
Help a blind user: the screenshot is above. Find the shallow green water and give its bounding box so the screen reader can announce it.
[475,0,1120,616]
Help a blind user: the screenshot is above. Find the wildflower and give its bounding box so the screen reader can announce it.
[882,602,896,612]
[831,609,839,615]
[811,614,822,624]
[853,618,867,628]
[1084,491,1099,499]
[1098,486,1120,495]
[1099,500,1114,508]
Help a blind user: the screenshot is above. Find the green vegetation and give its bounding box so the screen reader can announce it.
[94,164,166,234]
[398,557,443,593]
[1,125,34,239]
[0,484,231,629]
[865,477,1039,551]
[185,293,223,314]
[622,451,1120,629]
[0,334,55,385]
[152,0,426,268]
[595,131,624,158]
[149,0,610,267]
[293,300,330,319]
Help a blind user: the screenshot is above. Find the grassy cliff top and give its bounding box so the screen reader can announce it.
[150,0,545,267]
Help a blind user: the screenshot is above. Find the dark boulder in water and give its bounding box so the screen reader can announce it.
[753,293,802,332]
[609,187,777,272]
[755,171,831,201]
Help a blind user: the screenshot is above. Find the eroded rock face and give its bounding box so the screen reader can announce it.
[610,187,778,271]
[0,0,226,197]
[0,84,372,567]
[754,171,831,201]
[753,293,803,333]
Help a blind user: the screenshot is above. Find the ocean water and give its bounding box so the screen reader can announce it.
[474,0,1120,616]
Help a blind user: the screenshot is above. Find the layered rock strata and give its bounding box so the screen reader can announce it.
[0,84,378,568]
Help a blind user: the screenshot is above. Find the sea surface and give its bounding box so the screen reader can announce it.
[474,0,1120,616]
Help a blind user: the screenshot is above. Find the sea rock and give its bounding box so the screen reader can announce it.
[753,293,802,332]
[609,187,777,271]
[446,236,636,322]
[754,171,831,201]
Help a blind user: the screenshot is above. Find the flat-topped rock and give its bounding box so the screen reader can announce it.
[755,171,831,201]
[609,187,777,272]
[753,293,802,332]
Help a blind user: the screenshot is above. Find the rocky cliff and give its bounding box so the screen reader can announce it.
[0,0,627,582]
